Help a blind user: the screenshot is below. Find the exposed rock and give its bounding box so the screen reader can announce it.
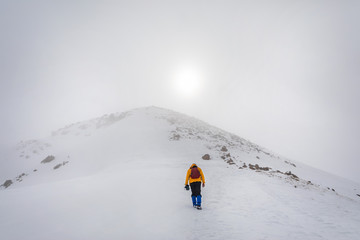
[238,163,247,169]
[226,159,235,165]
[357,194,360,198]
[285,160,296,167]
[16,173,27,182]
[332,188,335,192]
[249,164,271,171]
[41,155,55,164]
[54,164,62,170]
[202,154,210,160]
[256,156,260,159]
[170,133,180,141]
[221,146,228,152]
[285,171,299,181]
[18,173,26,178]
[53,161,69,170]
[221,156,226,160]
[1,180,13,188]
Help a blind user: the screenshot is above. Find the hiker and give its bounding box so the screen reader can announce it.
[184,163,205,209]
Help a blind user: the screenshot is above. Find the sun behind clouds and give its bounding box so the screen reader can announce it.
[173,66,203,98]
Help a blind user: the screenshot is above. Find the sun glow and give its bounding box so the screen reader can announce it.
[173,67,203,98]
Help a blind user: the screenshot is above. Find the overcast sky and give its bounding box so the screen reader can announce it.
[1,0,359,183]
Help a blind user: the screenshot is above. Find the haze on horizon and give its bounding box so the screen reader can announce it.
[1,0,359,183]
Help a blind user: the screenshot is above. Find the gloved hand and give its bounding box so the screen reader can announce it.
[184,184,189,190]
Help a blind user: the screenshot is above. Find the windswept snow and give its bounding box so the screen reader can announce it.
[1,106,359,240]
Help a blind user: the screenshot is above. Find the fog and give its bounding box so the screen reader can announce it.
[1,0,359,183]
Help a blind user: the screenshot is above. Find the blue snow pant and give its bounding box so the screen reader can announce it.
[190,182,202,206]
[192,195,202,207]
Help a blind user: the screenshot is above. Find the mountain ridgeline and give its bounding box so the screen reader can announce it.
[1,106,359,201]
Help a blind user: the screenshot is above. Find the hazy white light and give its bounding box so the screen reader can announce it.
[173,67,203,98]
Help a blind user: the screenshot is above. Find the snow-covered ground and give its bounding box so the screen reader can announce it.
[1,106,359,240]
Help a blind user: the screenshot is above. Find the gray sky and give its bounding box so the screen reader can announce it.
[1,0,360,183]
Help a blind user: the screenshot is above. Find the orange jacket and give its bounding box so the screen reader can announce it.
[185,164,205,185]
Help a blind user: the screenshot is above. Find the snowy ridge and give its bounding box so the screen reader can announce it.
[51,111,131,137]
[148,107,360,200]
[1,106,359,198]
[155,107,277,156]
[0,106,359,240]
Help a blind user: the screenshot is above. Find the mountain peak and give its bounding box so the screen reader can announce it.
[1,106,359,202]
[1,107,360,240]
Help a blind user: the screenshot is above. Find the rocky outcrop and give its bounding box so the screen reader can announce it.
[16,173,27,182]
[1,180,13,188]
[248,164,271,171]
[221,146,228,152]
[284,171,299,181]
[41,155,55,164]
[53,161,69,170]
[202,154,210,160]
[226,159,235,165]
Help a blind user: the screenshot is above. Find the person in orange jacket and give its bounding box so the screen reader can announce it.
[185,163,205,209]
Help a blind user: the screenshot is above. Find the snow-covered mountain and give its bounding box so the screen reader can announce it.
[1,106,359,240]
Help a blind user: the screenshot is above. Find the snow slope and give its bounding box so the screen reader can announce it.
[1,106,359,240]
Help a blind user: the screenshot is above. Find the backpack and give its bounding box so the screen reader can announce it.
[191,167,201,179]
